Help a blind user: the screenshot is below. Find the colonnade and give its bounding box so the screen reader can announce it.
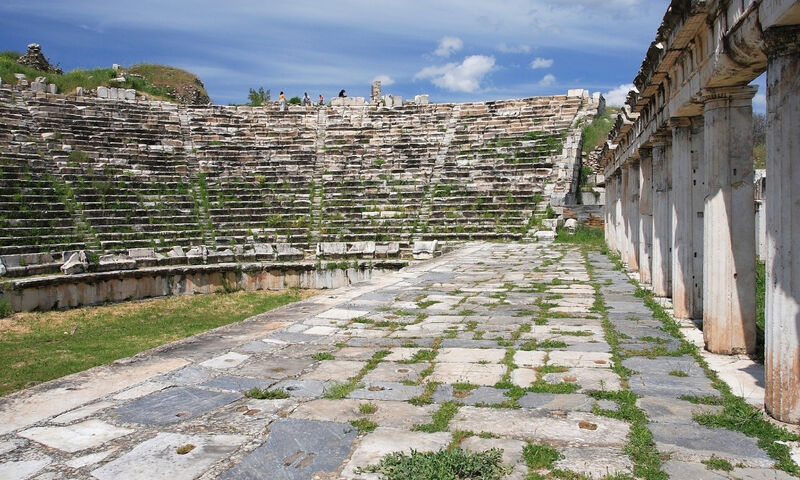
[601,1,799,424]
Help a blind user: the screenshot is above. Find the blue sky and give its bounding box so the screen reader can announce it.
[0,1,766,110]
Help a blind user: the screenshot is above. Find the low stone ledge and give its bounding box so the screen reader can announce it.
[0,260,408,313]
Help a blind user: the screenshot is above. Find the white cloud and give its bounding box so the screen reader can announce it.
[434,36,463,57]
[538,73,556,86]
[753,92,766,110]
[530,57,553,69]
[372,74,395,86]
[496,43,531,54]
[415,55,495,93]
[604,83,636,106]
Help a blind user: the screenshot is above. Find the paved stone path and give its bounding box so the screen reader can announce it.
[0,242,797,479]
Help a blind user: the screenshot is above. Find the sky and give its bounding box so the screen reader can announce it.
[0,0,766,110]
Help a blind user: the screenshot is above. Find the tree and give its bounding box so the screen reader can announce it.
[248,87,270,106]
[288,96,301,105]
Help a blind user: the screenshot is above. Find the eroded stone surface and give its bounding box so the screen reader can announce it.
[92,432,245,480]
[113,386,241,425]
[218,419,356,480]
[19,420,133,453]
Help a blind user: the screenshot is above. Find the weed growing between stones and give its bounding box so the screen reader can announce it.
[413,401,461,432]
[244,388,290,400]
[523,443,561,469]
[311,352,335,361]
[324,350,391,399]
[701,455,734,472]
[350,418,378,433]
[634,286,800,473]
[358,402,378,414]
[584,250,667,480]
[622,258,800,475]
[358,448,510,480]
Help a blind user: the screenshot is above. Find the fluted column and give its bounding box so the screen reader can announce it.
[702,86,757,354]
[671,118,703,319]
[763,25,800,424]
[638,148,653,284]
[627,161,640,271]
[605,171,617,251]
[690,117,705,319]
[651,135,672,297]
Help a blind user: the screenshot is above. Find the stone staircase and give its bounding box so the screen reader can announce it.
[0,87,588,267]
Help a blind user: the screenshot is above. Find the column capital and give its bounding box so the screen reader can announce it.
[669,117,693,129]
[701,85,758,110]
[764,25,800,59]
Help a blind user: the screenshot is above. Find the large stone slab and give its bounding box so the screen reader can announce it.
[339,427,450,478]
[349,381,424,401]
[272,379,331,398]
[433,385,509,406]
[200,375,274,392]
[436,347,506,363]
[291,398,435,429]
[649,422,773,467]
[301,360,365,381]
[19,419,133,453]
[429,363,506,386]
[554,446,634,479]
[92,432,245,480]
[113,386,241,425]
[219,418,356,480]
[199,352,250,370]
[449,407,629,446]
[0,458,51,480]
[518,393,595,412]
[235,356,314,379]
[361,362,424,383]
[0,357,188,435]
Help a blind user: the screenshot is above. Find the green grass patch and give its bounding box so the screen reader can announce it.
[311,352,335,361]
[350,418,378,433]
[523,443,561,469]
[358,402,378,414]
[358,448,510,480]
[668,370,688,377]
[413,401,460,432]
[701,455,734,472]
[244,387,290,399]
[0,289,310,396]
[555,225,606,249]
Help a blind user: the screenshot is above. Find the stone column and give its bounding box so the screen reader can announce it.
[605,171,617,251]
[763,26,800,424]
[639,148,653,285]
[627,161,640,271]
[702,86,757,354]
[620,166,631,265]
[671,118,697,318]
[651,135,672,297]
[690,117,705,319]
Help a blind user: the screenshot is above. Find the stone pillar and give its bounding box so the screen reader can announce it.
[690,117,705,319]
[639,148,653,284]
[370,81,382,104]
[621,166,631,265]
[605,171,617,251]
[671,118,697,318]
[651,136,672,297]
[763,26,800,424]
[702,86,757,355]
[627,161,640,271]
[615,173,624,257]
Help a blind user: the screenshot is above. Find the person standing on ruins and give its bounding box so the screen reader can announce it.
[279,91,286,111]
[319,94,324,105]
[302,92,311,106]
[338,89,346,97]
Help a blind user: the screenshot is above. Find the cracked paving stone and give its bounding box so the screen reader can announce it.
[219,418,356,480]
[113,386,241,425]
[92,432,245,480]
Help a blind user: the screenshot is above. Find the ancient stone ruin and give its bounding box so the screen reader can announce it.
[16,43,62,75]
[0,76,600,312]
[601,0,800,424]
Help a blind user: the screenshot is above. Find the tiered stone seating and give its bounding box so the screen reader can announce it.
[0,87,586,266]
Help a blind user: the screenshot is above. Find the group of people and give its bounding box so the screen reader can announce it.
[277,90,347,111]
